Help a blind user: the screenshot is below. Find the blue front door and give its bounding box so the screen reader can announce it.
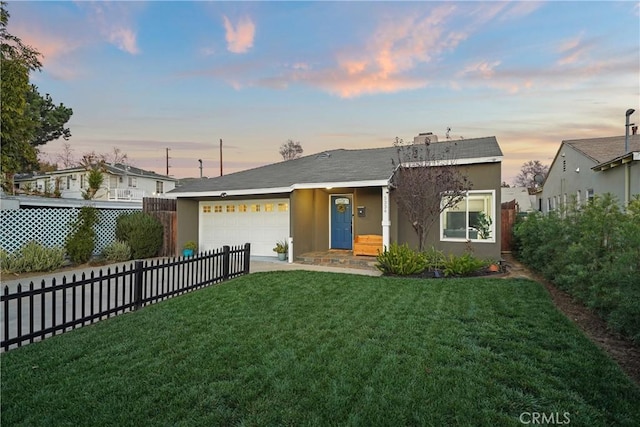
[331,196,352,249]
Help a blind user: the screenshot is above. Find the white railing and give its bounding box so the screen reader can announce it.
[108,188,146,201]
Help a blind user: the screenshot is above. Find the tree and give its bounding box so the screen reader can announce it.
[1,2,72,191]
[513,160,549,189]
[391,137,472,251]
[99,147,128,165]
[55,141,76,168]
[26,84,73,147]
[79,152,106,199]
[279,140,303,160]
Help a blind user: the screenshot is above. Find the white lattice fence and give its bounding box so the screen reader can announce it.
[1,208,138,255]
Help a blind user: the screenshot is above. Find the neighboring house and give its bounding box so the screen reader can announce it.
[14,163,177,202]
[168,135,503,259]
[539,135,639,213]
[501,187,536,212]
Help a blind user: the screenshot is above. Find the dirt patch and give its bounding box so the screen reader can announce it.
[501,253,640,386]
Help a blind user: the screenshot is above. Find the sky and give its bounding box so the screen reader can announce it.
[8,0,640,184]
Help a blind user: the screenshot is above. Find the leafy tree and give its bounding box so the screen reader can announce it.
[279,139,303,160]
[514,160,548,189]
[391,137,472,251]
[79,152,106,199]
[1,59,37,183]
[26,84,73,147]
[0,2,72,190]
[0,2,41,72]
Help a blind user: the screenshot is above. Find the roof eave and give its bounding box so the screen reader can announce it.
[592,151,640,171]
[171,179,391,198]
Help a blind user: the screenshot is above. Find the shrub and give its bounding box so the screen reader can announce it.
[116,212,163,259]
[375,243,426,275]
[443,253,486,277]
[102,241,131,262]
[515,194,640,344]
[65,206,98,265]
[1,241,65,273]
[423,246,446,271]
[66,227,95,264]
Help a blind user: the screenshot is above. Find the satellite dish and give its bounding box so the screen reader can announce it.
[533,174,544,185]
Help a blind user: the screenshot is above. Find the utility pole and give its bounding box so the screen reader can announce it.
[166,148,171,175]
[220,138,223,176]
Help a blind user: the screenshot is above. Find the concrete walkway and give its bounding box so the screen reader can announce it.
[250,256,382,276]
[0,257,380,290]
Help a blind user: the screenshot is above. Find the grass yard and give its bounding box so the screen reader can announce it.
[2,271,639,426]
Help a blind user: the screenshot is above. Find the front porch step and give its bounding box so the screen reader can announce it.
[296,252,379,271]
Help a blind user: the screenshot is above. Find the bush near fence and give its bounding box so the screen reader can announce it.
[513,194,640,344]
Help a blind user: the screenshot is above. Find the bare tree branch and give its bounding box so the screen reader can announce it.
[391,136,472,250]
[279,140,303,160]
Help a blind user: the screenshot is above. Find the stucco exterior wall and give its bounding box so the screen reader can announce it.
[540,143,599,212]
[176,198,199,252]
[392,162,502,260]
[291,187,383,257]
[353,187,382,236]
[594,162,640,205]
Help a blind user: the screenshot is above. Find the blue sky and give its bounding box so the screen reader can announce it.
[9,1,640,183]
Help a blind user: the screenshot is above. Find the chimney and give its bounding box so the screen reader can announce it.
[633,126,638,135]
[414,132,438,144]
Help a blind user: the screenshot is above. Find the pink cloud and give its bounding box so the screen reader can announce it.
[556,34,591,66]
[80,2,142,55]
[222,15,255,54]
[276,4,465,98]
[107,27,140,55]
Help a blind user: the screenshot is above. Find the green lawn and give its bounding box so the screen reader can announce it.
[2,271,639,426]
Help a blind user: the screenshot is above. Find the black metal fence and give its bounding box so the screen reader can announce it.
[1,243,250,352]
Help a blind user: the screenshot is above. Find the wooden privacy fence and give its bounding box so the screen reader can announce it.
[144,197,177,257]
[1,243,250,352]
[501,200,518,252]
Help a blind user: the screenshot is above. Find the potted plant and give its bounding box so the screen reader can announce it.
[475,212,493,240]
[183,241,197,257]
[273,239,288,261]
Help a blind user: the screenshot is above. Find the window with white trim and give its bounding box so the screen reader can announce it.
[441,190,495,242]
[128,177,137,188]
[156,181,164,194]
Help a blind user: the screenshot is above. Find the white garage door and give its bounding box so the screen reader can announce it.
[199,199,290,257]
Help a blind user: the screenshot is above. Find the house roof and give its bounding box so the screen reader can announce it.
[170,136,502,196]
[104,163,177,181]
[563,135,640,163]
[14,163,176,182]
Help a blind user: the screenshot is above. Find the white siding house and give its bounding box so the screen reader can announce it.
[14,163,177,202]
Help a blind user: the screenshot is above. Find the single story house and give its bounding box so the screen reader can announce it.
[14,163,177,202]
[168,134,503,260]
[539,134,639,212]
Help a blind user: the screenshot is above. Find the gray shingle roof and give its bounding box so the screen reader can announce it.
[170,136,502,194]
[565,135,640,163]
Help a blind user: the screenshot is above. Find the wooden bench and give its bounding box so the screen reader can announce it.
[353,235,383,256]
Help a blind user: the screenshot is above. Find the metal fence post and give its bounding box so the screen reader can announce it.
[243,243,251,274]
[223,246,230,280]
[134,260,144,310]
